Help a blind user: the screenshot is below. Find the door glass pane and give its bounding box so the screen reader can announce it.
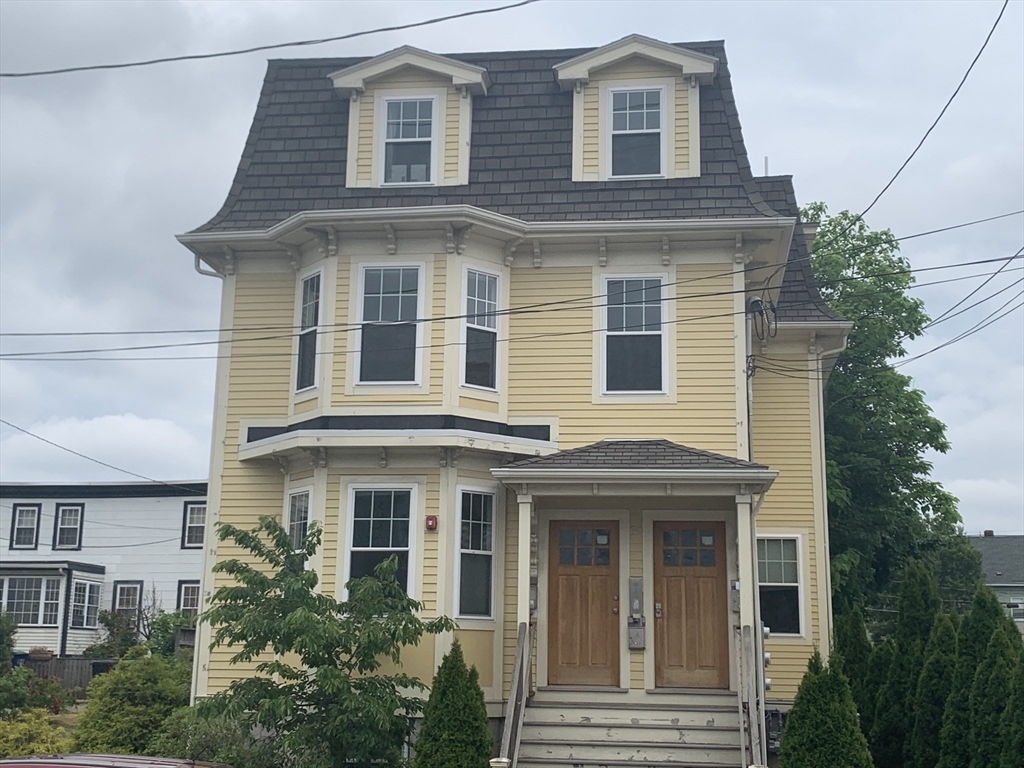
[595,548,611,566]
[559,528,574,546]
[699,549,716,567]
[576,547,592,566]
[577,529,593,546]
[680,529,697,547]
[681,549,697,567]
[662,530,678,547]
[559,547,574,565]
[700,530,715,546]
[663,548,679,567]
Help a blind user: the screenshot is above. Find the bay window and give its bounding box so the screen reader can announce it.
[359,266,420,383]
[464,269,498,389]
[458,490,494,618]
[349,488,411,591]
[296,271,321,392]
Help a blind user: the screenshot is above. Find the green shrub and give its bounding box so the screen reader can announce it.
[1001,655,1024,768]
[778,650,873,768]
[146,611,194,659]
[968,626,1017,768]
[0,708,74,758]
[84,610,140,659]
[860,639,894,739]
[909,612,957,768]
[415,640,492,768]
[0,612,16,670]
[0,666,75,719]
[73,652,190,754]
[834,604,872,722]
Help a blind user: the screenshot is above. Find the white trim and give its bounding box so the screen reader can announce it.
[755,531,808,641]
[378,94,440,188]
[605,85,668,180]
[1,575,63,627]
[459,263,501,393]
[553,34,718,89]
[328,45,490,96]
[53,504,83,550]
[354,261,427,387]
[11,505,39,549]
[598,272,670,395]
[70,578,101,630]
[453,483,499,622]
[339,481,421,601]
[285,485,314,552]
[293,266,324,396]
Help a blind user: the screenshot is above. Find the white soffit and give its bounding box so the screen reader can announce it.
[554,34,719,90]
[328,45,491,97]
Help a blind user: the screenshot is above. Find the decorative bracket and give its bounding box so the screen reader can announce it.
[662,235,671,266]
[384,224,397,255]
[316,447,328,469]
[598,237,607,267]
[503,237,523,267]
[307,226,338,258]
[450,448,462,468]
[273,455,289,474]
[283,244,301,272]
[221,245,236,276]
[445,223,473,256]
[378,447,388,468]
[439,447,449,467]
[574,80,586,94]
[532,240,542,269]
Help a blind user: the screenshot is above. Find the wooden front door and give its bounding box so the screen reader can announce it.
[548,521,620,686]
[654,521,728,688]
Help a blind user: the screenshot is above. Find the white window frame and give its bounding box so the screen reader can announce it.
[454,485,498,621]
[53,503,84,550]
[181,502,206,549]
[460,264,501,393]
[177,580,201,620]
[354,262,426,387]
[70,579,102,630]
[112,581,143,623]
[286,487,313,552]
[294,267,323,394]
[606,85,667,179]
[10,504,41,550]
[1,576,61,626]
[756,533,806,639]
[599,273,669,395]
[343,482,419,599]
[379,95,439,187]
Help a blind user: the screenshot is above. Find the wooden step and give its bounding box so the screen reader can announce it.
[520,721,741,745]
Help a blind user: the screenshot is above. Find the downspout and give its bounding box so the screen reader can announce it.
[194,254,223,279]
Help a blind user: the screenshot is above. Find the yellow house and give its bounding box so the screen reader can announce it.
[178,35,850,766]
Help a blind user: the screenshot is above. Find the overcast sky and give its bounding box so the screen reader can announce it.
[0,0,1021,535]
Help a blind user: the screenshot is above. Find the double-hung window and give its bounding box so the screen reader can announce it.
[113,582,142,625]
[383,99,434,184]
[182,502,206,548]
[464,269,498,389]
[605,278,664,392]
[71,580,101,629]
[757,537,801,635]
[10,504,40,549]
[296,272,321,392]
[177,581,201,621]
[3,577,60,626]
[54,504,83,549]
[287,490,311,550]
[458,491,494,618]
[610,88,663,177]
[349,489,411,591]
[359,266,419,383]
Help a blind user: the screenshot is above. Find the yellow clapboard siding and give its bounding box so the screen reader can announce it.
[356,91,374,182]
[502,496,519,698]
[582,84,599,175]
[674,76,689,171]
[444,86,460,179]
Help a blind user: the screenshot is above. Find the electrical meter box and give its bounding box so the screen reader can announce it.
[627,576,646,650]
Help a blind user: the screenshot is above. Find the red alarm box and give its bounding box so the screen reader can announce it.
[425,515,438,531]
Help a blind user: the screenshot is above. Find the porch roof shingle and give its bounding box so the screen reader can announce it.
[502,439,768,471]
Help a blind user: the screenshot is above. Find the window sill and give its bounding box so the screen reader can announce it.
[460,382,499,396]
[354,380,422,387]
[606,173,666,181]
[380,181,436,188]
[294,386,318,397]
[9,545,38,550]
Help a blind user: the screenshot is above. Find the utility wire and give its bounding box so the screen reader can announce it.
[0,0,542,78]
[922,247,1023,329]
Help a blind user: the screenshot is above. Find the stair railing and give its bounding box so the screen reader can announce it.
[498,621,534,767]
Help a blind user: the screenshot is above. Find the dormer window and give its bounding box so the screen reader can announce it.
[383,98,435,185]
[611,88,663,177]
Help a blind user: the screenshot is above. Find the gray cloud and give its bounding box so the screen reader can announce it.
[1,0,1021,532]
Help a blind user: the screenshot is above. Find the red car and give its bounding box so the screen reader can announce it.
[0,758,230,768]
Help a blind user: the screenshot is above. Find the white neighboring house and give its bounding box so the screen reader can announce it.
[1,481,207,657]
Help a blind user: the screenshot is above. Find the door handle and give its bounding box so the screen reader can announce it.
[654,602,662,618]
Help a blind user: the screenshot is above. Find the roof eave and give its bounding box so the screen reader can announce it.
[328,45,491,96]
[553,34,719,90]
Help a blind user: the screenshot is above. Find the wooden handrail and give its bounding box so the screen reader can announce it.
[499,621,534,766]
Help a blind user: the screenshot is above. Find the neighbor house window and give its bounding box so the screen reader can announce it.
[458,491,494,617]
[113,582,142,625]
[296,272,321,391]
[70,580,101,629]
[610,88,662,177]
[53,504,84,550]
[181,502,206,549]
[349,489,411,591]
[464,269,498,389]
[359,266,419,383]
[10,504,40,549]
[3,577,61,626]
[383,99,434,184]
[757,537,801,635]
[605,277,664,392]
[177,581,201,621]
[287,490,311,550]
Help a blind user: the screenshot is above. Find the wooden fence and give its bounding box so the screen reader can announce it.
[24,657,114,694]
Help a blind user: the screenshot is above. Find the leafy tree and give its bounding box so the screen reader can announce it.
[201,516,456,768]
[938,587,1007,768]
[803,203,981,608]
[1001,656,1024,768]
[84,610,140,659]
[968,626,1018,768]
[415,641,492,768]
[778,649,873,768]
[73,648,190,754]
[0,708,73,758]
[835,604,872,721]
[909,612,957,768]
[860,639,894,740]
[0,612,16,669]
[146,610,194,660]
[0,666,75,719]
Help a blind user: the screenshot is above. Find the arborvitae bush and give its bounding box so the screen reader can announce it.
[861,639,894,740]
[0,708,73,759]
[968,626,1017,768]
[835,604,872,721]
[415,640,492,768]
[909,612,957,768]
[1001,656,1024,768]
[937,587,1006,768]
[778,650,873,768]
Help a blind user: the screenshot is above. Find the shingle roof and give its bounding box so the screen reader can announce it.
[968,535,1024,586]
[502,439,768,471]
[191,40,783,234]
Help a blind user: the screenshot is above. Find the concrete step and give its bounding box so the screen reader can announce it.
[524,703,740,729]
[520,721,741,746]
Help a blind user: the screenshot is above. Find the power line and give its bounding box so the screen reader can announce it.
[0,0,542,79]
[922,247,1023,330]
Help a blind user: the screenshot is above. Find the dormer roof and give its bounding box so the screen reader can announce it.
[328,45,491,97]
[553,34,718,91]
